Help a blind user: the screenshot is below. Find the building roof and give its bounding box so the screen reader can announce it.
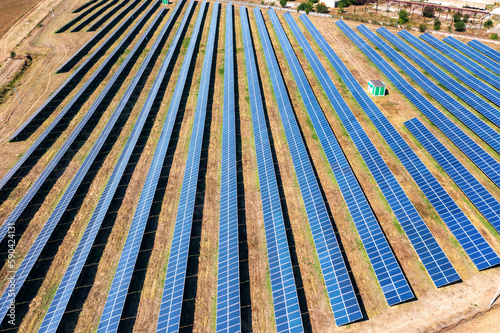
[369,80,385,87]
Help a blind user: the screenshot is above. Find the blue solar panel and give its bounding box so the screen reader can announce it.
[36,1,188,332]
[156,3,220,332]
[359,26,500,156]
[416,34,500,91]
[265,10,413,307]
[264,10,363,324]
[468,40,500,63]
[333,19,500,271]
[301,16,498,272]
[96,2,199,331]
[397,31,500,110]
[346,27,500,191]
[287,16,459,288]
[406,118,500,235]
[7,0,156,142]
[215,4,240,333]
[0,2,159,194]
[240,6,304,332]
[376,30,500,130]
[0,4,165,284]
[444,36,500,76]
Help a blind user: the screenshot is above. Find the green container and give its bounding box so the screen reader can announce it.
[162,0,169,4]
[368,80,386,96]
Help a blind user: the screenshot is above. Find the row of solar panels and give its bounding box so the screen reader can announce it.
[1,3,500,332]
[57,0,121,33]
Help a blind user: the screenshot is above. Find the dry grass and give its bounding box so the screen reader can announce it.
[1,1,500,333]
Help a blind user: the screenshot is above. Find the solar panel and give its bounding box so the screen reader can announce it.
[344,26,500,191]
[214,4,240,333]
[406,118,500,235]
[397,31,500,109]
[444,36,500,76]
[415,34,500,91]
[468,40,500,63]
[0,4,164,253]
[240,6,304,332]
[95,1,199,331]
[36,2,187,332]
[333,19,500,271]
[375,29,500,130]
[358,26,500,156]
[57,0,112,33]
[71,0,121,32]
[57,0,145,73]
[265,9,413,307]
[263,10,364,324]
[301,16,498,272]
[6,0,158,143]
[287,15,459,288]
[154,2,221,332]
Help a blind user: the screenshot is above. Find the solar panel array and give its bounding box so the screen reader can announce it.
[444,36,500,76]
[6,1,158,143]
[71,0,120,32]
[57,0,145,73]
[215,4,241,332]
[156,4,219,332]
[288,16,459,288]
[405,118,500,235]
[56,0,112,33]
[96,2,198,331]
[398,31,500,109]
[314,18,500,271]
[418,34,500,91]
[264,10,363,324]
[376,29,500,130]
[468,39,500,63]
[344,26,500,191]
[360,26,500,156]
[37,1,187,331]
[0,5,163,251]
[265,10,413,307]
[240,6,304,332]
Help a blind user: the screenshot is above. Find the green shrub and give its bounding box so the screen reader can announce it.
[454,20,466,31]
[422,6,434,18]
[491,33,498,40]
[419,23,427,32]
[316,2,328,13]
[433,18,441,30]
[398,9,409,25]
[10,51,16,58]
[485,19,494,29]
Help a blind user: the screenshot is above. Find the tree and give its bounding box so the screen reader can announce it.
[485,19,494,29]
[453,12,461,22]
[303,1,313,13]
[419,23,428,32]
[10,51,16,58]
[298,2,306,10]
[398,9,409,25]
[316,2,328,13]
[454,20,466,31]
[422,6,434,18]
[491,33,498,40]
[280,0,287,7]
[433,18,441,30]
[463,14,470,23]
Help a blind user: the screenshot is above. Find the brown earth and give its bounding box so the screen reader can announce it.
[0,0,499,332]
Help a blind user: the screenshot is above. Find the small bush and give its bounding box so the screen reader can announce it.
[398,9,409,25]
[303,1,313,13]
[454,20,466,32]
[485,19,494,29]
[280,0,287,7]
[453,12,461,22]
[491,33,498,40]
[433,18,441,30]
[422,6,434,18]
[419,23,427,32]
[10,51,16,58]
[316,2,328,13]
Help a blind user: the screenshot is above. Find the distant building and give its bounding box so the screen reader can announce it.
[368,80,386,96]
[322,0,341,8]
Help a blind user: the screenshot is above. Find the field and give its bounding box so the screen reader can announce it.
[0,0,499,332]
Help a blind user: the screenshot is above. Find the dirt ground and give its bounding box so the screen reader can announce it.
[0,0,499,332]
